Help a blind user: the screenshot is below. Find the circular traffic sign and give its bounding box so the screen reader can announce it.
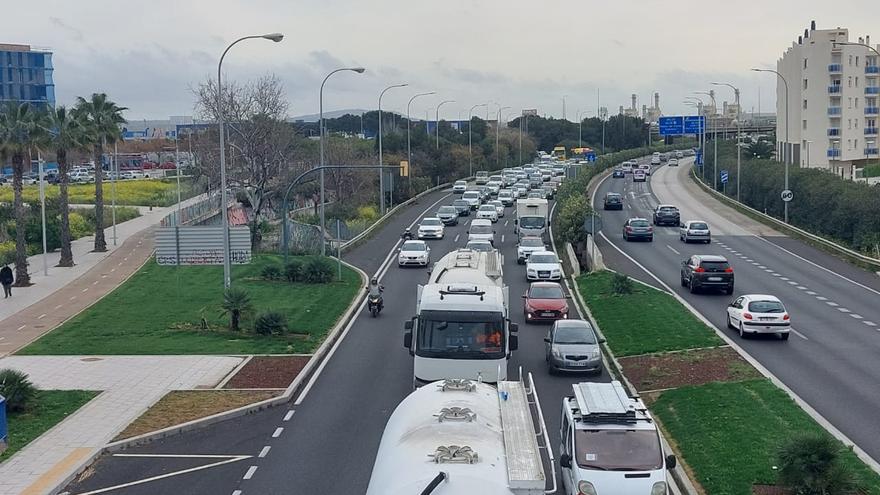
[781,189,793,202]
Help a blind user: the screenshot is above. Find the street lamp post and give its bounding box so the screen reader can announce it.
[713,82,742,201]
[752,68,790,223]
[407,91,435,194]
[217,32,284,289]
[319,67,365,256]
[378,83,408,215]
[696,91,718,190]
[468,103,487,176]
[435,100,455,149]
[496,106,511,169]
[577,110,583,148]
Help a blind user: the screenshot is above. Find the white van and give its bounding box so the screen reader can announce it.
[559,381,676,495]
[467,218,496,245]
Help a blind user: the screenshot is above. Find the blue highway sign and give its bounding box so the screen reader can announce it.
[684,116,705,134]
[658,116,684,136]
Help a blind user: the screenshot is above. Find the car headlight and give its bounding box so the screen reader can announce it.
[551,269,561,274]
[651,481,667,495]
[577,481,597,495]
[551,348,562,358]
[527,269,537,274]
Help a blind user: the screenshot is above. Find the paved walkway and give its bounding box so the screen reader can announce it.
[0,355,243,495]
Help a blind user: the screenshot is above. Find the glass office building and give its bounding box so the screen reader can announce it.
[0,43,55,107]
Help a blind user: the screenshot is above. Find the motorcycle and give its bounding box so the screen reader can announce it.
[401,230,415,241]
[367,294,383,317]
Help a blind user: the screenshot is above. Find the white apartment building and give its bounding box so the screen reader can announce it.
[776,21,879,179]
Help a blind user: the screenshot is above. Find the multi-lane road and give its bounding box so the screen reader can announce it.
[66,185,606,494]
[594,157,880,465]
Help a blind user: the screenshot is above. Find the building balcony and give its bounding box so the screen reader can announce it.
[827,149,841,158]
[866,107,880,116]
[867,66,880,74]
[829,64,843,73]
[865,127,879,135]
[828,85,842,94]
[828,106,842,115]
[865,148,879,156]
[828,128,841,136]
[865,86,880,95]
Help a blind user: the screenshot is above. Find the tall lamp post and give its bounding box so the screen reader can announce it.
[468,103,487,176]
[319,66,365,256]
[217,32,284,288]
[713,82,742,201]
[435,100,455,149]
[406,91,435,192]
[378,83,408,215]
[695,91,718,190]
[496,106,511,169]
[752,68,790,223]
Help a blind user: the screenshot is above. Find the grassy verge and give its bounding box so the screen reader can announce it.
[0,179,198,207]
[2,390,98,461]
[112,390,279,441]
[20,255,361,355]
[575,271,723,356]
[651,380,880,495]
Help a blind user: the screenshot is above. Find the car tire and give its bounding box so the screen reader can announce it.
[727,314,735,329]
[689,280,698,294]
[739,323,748,339]
[779,332,790,341]
[725,285,734,295]
[680,276,687,287]
[705,239,711,244]
[647,236,653,242]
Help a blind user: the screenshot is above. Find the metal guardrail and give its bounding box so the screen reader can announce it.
[690,169,880,270]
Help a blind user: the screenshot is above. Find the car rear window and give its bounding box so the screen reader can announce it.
[630,220,649,227]
[660,207,678,212]
[438,206,456,213]
[690,222,708,230]
[421,219,442,226]
[748,300,785,313]
[700,261,730,271]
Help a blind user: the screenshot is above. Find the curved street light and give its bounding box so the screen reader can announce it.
[695,90,719,190]
[435,100,455,149]
[378,83,408,214]
[496,105,511,169]
[468,103,488,176]
[752,67,791,222]
[713,82,743,201]
[406,91,436,194]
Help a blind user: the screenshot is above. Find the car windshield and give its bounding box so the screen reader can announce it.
[453,200,468,207]
[438,206,456,214]
[529,286,564,299]
[690,222,709,230]
[499,191,511,197]
[479,205,495,211]
[660,207,678,213]
[554,325,596,344]
[417,310,505,359]
[470,225,493,235]
[575,429,663,471]
[529,254,557,264]
[630,220,649,227]
[455,181,466,185]
[463,192,480,199]
[467,242,492,252]
[520,238,544,248]
[606,194,620,200]
[402,242,426,251]
[749,300,785,313]
[520,217,545,229]
[421,219,442,226]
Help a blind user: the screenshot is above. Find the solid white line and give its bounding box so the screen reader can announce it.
[790,328,809,340]
[258,446,271,458]
[272,427,283,438]
[666,244,680,255]
[76,455,252,495]
[243,465,258,480]
[113,454,250,458]
[454,234,460,243]
[283,410,295,422]
[850,314,863,319]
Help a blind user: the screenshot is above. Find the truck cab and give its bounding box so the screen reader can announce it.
[515,198,549,240]
[559,381,676,495]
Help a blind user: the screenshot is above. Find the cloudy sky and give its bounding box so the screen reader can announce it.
[7,0,879,121]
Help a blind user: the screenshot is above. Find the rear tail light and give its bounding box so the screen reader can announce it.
[647,226,654,232]
[724,267,734,273]
[743,313,753,320]
[694,267,705,273]
[625,226,633,232]
[783,314,790,320]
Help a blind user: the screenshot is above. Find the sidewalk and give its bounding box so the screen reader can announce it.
[0,355,243,495]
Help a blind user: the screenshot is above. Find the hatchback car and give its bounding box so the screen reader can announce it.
[652,205,680,226]
[417,218,445,239]
[452,180,468,194]
[517,236,547,264]
[545,319,604,374]
[497,190,515,206]
[727,294,791,340]
[452,199,471,216]
[465,240,494,252]
[541,186,555,200]
[603,192,623,210]
[668,158,679,166]
[523,282,569,322]
[633,170,647,182]
[526,251,563,281]
[622,218,653,241]
[680,220,711,243]
[612,169,625,178]
[681,254,734,294]
[461,190,482,210]
[477,204,499,223]
[398,240,430,267]
[436,205,460,225]
[488,200,505,217]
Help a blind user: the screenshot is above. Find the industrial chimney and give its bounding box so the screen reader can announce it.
[631,94,637,110]
[654,92,660,110]
[811,20,816,31]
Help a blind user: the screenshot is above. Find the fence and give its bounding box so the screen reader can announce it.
[159,191,224,227]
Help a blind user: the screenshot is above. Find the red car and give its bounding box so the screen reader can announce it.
[523,282,569,322]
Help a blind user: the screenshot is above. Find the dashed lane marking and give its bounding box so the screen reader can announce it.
[790,328,809,340]
[69,296,76,301]
[272,427,283,438]
[806,291,817,295]
[501,235,505,244]
[758,265,767,269]
[850,314,863,319]
[453,234,460,243]
[243,466,258,480]
[797,286,808,290]
[37,313,46,319]
[666,245,680,255]
[826,301,839,307]
[93,280,99,285]
[864,321,877,327]
[787,281,798,285]
[283,410,294,422]
[837,307,851,313]
[258,446,271,458]
[17,325,26,331]
[780,277,790,281]
[816,296,828,301]
[82,288,89,292]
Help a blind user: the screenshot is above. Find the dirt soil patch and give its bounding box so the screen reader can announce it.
[619,346,761,392]
[224,355,311,389]
[114,390,279,441]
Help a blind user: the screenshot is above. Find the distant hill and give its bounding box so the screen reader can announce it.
[290,109,371,122]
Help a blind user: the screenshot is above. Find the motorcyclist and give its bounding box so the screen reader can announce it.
[367,277,384,309]
[401,228,415,240]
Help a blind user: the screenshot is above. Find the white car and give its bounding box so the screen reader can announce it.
[668,158,679,166]
[398,240,430,267]
[679,220,711,243]
[467,218,495,245]
[526,250,562,281]
[633,170,647,182]
[477,204,498,222]
[461,190,482,210]
[497,190,515,206]
[726,294,791,340]
[452,180,467,194]
[417,218,445,239]
[488,200,505,217]
[486,181,502,195]
[517,236,547,264]
[465,239,494,252]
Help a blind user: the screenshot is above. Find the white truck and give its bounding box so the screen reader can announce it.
[514,198,549,240]
[366,373,555,495]
[404,249,518,386]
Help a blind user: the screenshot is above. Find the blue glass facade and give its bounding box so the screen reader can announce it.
[0,44,55,107]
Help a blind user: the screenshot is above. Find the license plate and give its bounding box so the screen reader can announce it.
[759,317,774,321]
[707,276,722,281]
[541,312,555,317]
[569,361,587,366]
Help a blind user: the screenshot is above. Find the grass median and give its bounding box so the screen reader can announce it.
[2,390,98,461]
[20,255,361,355]
[575,270,723,356]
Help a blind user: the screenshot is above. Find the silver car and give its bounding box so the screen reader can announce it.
[680,220,711,243]
[544,319,604,374]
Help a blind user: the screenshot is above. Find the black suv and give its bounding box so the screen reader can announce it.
[681,255,734,294]
[603,192,623,210]
[652,205,680,226]
[452,199,471,216]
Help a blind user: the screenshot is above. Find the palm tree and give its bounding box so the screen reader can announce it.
[46,106,88,266]
[75,94,126,252]
[220,287,253,332]
[0,102,44,286]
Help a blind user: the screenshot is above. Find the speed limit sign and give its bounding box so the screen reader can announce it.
[781,189,793,202]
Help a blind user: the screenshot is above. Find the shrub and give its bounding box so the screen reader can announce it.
[260,263,283,281]
[220,287,253,331]
[610,272,633,295]
[0,241,14,267]
[0,368,38,412]
[68,212,92,239]
[777,433,860,494]
[302,256,334,284]
[254,311,287,335]
[284,259,303,282]
[356,205,379,222]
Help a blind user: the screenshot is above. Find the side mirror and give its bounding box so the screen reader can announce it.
[666,455,677,470]
[509,334,519,351]
[403,331,412,349]
[543,337,551,343]
[466,230,469,234]
[404,320,413,330]
[509,322,519,333]
[521,294,528,298]
[560,454,572,469]
[599,337,606,344]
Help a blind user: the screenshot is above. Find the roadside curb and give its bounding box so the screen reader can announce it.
[47,260,370,495]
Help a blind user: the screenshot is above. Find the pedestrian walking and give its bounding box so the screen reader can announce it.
[0,264,13,298]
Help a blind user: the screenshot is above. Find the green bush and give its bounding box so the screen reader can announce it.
[260,263,283,281]
[220,287,253,332]
[556,194,592,244]
[284,259,303,282]
[0,368,38,412]
[302,256,335,284]
[611,272,633,295]
[253,311,287,335]
[777,433,860,494]
[68,212,92,239]
[0,241,14,266]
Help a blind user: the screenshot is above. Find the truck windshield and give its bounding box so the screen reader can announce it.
[575,429,663,471]
[519,217,545,229]
[417,310,505,359]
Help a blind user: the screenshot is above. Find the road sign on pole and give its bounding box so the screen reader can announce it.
[781,189,793,202]
[684,116,706,135]
[583,213,602,234]
[658,116,684,136]
[720,170,729,184]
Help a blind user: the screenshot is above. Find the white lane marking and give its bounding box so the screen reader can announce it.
[37,313,46,319]
[745,258,754,262]
[837,307,851,313]
[764,269,773,273]
[232,491,242,495]
[243,465,258,480]
[453,234,460,243]
[758,265,767,269]
[110,267,116,273]
[790,328,809,340]
[666,245,680,255]
[850,314,863,319]
[772,273,782,277]
[54,304,63,310]
[751,262,760,265]
[76,455,253,495]
[864,321,877,327]
[730,250,739,254]
[753,235,880,298]
[283,410,295,422]
[17,325,26,331]
[816,296,828,301]
[787,281,798,285]
[272,427,284,438]
[69,296,76,301]
[82,287,89,292]
[806,290,817,295]
[501,235,505,244]
[93,280,99,285]
[504,220,509,227]
[826,301,839,307]
[258,446,271,458]
[796,286,808,290]
[780,277,790,281]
